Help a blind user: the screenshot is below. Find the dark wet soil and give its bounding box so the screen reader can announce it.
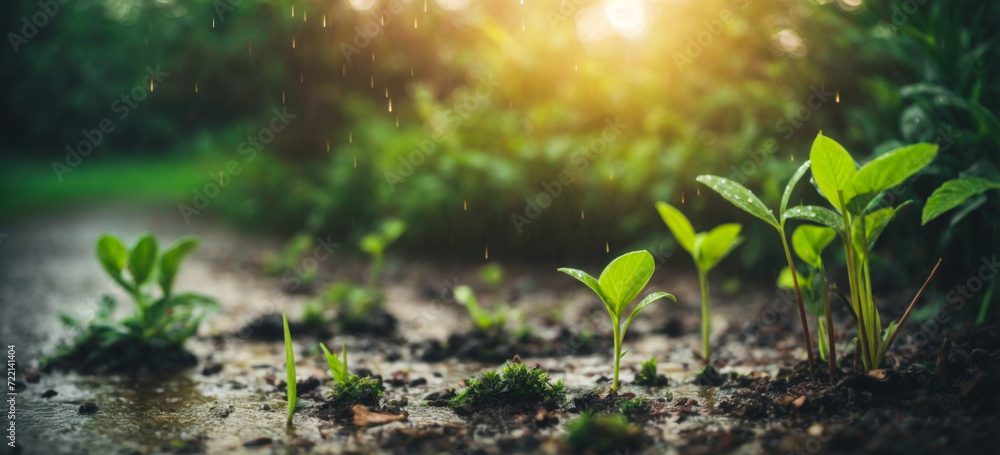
[2,205,998,454]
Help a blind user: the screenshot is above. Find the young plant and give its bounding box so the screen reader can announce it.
[565,412,644,454]
[454,285,512,332]
[777,225,838,384]
[318,341,383,405]
[696,160,818,378]
[262,232,318,287]
[43,233,217,372]
[449,360,565,410]
[282,309,297,425]
[559,251,675,392]
[783,133,942,371]
[315,219,405,328]
[656,202,742,362]
[634,357,669,387]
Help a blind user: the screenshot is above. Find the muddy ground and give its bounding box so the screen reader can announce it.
[1,205,998,454]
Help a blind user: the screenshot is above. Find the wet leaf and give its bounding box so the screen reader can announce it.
[696,175,778,228]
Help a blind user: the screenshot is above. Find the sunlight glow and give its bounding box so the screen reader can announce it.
[348,0,377,12]
[435,0,470,11]
[604,0,648,40]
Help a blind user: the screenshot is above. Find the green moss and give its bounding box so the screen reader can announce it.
[619,397,651,417]
[450,361,564,410]
[565,412,644,454]
[331,375,383,407]
[634,358,669,387]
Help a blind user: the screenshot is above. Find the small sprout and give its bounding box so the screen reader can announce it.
[479,263,505,290]
[454,285,512,332]
[318,341,383,406]
[559,251,676,391]
[43,233,217,373]
[656,201,742,362]
[262,232,317,285]
[282,310,296,425]
[565,412,644,454]
[450,360,565,410]
[634,358,669,387]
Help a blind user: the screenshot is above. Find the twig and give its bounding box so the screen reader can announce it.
[884,258,943,352]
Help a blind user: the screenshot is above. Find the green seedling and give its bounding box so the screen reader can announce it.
[697,160,819,378]
[450,360,564,409]
[777,224,838,384]
[318,341,383,405]
[559,251,676,392]
[315,219,405,327]
[283,309,297,425]
[479,263,505,290]
[634,357,669,387]
[656,202,742,362]
[782,133,942,372]
[454,285,515,333]
[43,233,217,372]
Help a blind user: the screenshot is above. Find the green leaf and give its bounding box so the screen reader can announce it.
[849,143,938,198]
[809,133,857,210]
[922,177,1000,225]
[598,251,656,314]
[783,206,845,235]
[558,268,610,311]
[319,342,349,384]
[776,267,795,290]
[655,201,696,255]
[696,175,778,228]
[96,234,128,283]
[791,225,836,267]
[694,223,742,272]
[623,292,675,334]
[158,237,200,296]
[852,203,910,253]
[128,233,158,286]
[781,160,812,216]
[282,309,297,425]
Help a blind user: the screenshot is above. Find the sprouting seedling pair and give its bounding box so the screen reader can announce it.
[559,251,675,392]
[777,224,837,383]
[696,161,819,378]
[656,202,742,363]
[779,133,942,372]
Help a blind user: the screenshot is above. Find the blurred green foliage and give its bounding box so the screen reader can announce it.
[1,0,996,285]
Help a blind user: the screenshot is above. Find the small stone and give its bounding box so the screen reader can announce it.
[201,362,223,376]
[260,403,272,411]
[242,437,272,447]
[78,402,99,414]
[42,389,57,398]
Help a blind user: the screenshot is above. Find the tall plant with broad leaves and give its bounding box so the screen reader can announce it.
[783,133,942,372]
[777,225,838,384]
[43,233,217,372]
[558,251,675,392]
[656,202,741,363]
[696,160,819,378]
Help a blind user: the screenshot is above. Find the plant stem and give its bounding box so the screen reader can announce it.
[698,270,710,364]
[819,262,836,386]
[779,228,816,380]
[612,318,621,392]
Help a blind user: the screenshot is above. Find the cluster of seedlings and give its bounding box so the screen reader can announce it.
[40,132,995,451]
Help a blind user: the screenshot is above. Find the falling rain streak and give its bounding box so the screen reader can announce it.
[485,247,489,259]
[605,242,609,253]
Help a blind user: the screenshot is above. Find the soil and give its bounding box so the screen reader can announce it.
[2,204,998,454]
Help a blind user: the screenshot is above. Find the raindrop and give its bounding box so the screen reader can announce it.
[574,62,578,72]
[303,9,307,22]
[836,91,840,103]
[395,116,399,128]
[388,98,392,112]
[485,247,489,259]
[415,18,418,29]
[212,18,215,29]
[371,76,374,88]
[194,83,198,93]
[385,88,388,98]
[681,193,685,204]
[372,52,375,62]
[354,155,357,168]
[605,241,610,253]
[282,91,285,104]
[424,0,427,13]
[581,210,585,219]
[326,141,330,152]
[791,154,795,162]
[292,38,295,49]
[697,187,701,196]
[349,132,353,143]
[149,79,153,92]
[464,200,467,211]
[323,15,327,27]
[522,19,525,31]
[410,67,414,77]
